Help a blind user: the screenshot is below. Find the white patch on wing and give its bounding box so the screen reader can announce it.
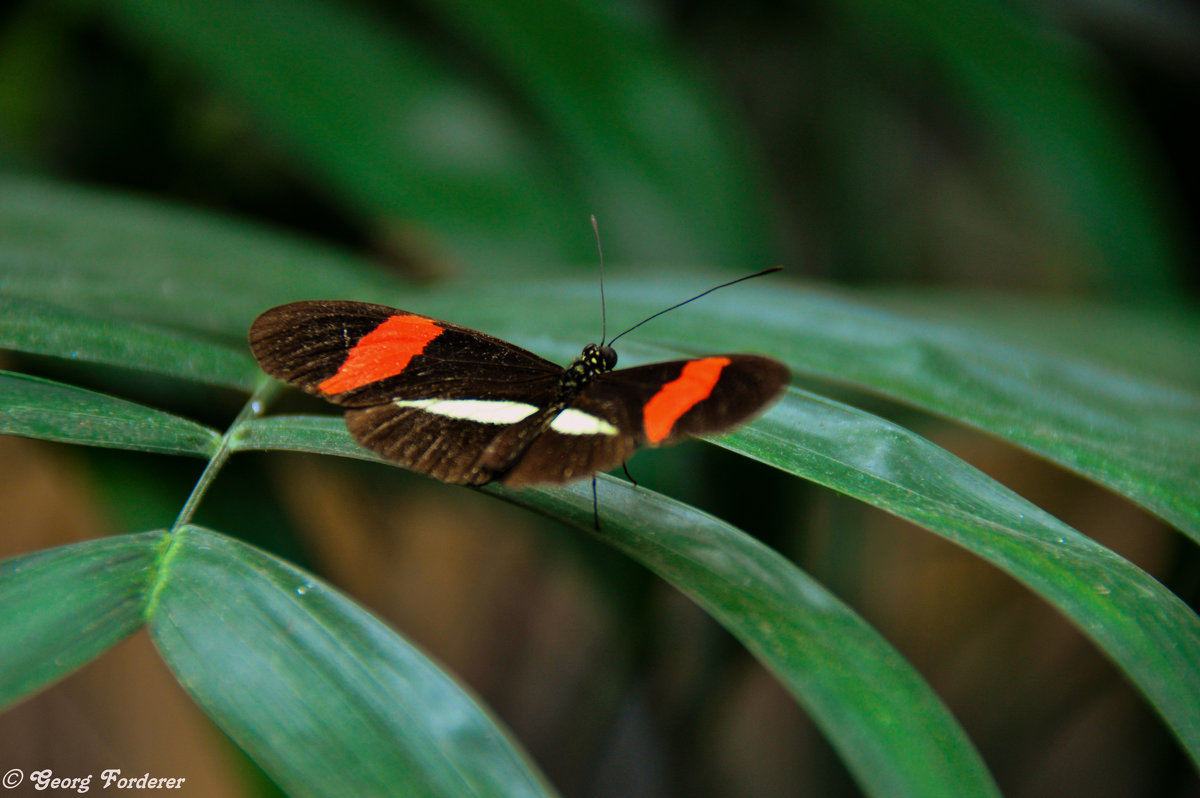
[394,398,539,424]
[550,408,618,436]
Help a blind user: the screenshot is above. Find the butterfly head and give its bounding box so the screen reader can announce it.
[583,342,618,374]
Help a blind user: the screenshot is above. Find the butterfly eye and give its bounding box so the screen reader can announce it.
[600,346,618,370]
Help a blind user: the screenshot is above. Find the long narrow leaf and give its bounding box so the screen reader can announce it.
[234,415,999,796]
[437,278,1200,540]
[10,179,1195,549]
[0,177,398,334]
[0,294,257,390]
[0,371,220,456]
[234,394,1200,771]
[487,478,999,798]
[716,389,1200,766]
[0,532,163,708]
[148,525,555,798]
[867,290,1200,391]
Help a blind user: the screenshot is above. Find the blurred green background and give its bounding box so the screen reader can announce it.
[2,0,1198,795]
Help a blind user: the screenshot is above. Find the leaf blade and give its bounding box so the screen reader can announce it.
[148,525,556,798]
[234,416,1000,796]
[0,294,258,390]
[0,532,163,708]
[234,395,1200,772]
[489,479,1000,798]
[0,370,220,456]
[442,277,1200,539]
[717,388,1200,767]
[0,176,398,335]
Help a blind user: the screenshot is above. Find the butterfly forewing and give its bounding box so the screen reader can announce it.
[250,300,569,482]
[249,300,562,407]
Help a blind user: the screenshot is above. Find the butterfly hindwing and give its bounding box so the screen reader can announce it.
[499,355,788,486]
[497,389,637,487]
[345,399,559,485]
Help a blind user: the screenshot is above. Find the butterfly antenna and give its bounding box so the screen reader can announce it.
[607,266,783,347]
[592,215,609,346]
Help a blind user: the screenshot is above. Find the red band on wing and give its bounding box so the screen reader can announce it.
[318,315,442,394]
[642,357,730,443]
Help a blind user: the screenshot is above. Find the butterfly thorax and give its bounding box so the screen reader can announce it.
[455,342,618,482]
[559,343,618,399]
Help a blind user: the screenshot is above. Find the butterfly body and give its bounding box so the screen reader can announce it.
[249,300,787,487]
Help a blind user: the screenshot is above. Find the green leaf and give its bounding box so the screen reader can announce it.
[0,532,163,708]
[5,176,1195,784]
[148,525,555,798]
[0,294,258,390]
[231,414,365,460]
[719,388,1200,768]
[415,0,772,267]
[437,278,1200,540]
[233,392,1200,772]
[0,371,221,456]
[485,478,999,798]
[0,176,398,335]
[235,416,1002,796]
[88,0,767,269]
[92,0,581,271]
[866,290,1200,391]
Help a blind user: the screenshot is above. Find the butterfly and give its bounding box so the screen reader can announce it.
[249,272,788,521]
